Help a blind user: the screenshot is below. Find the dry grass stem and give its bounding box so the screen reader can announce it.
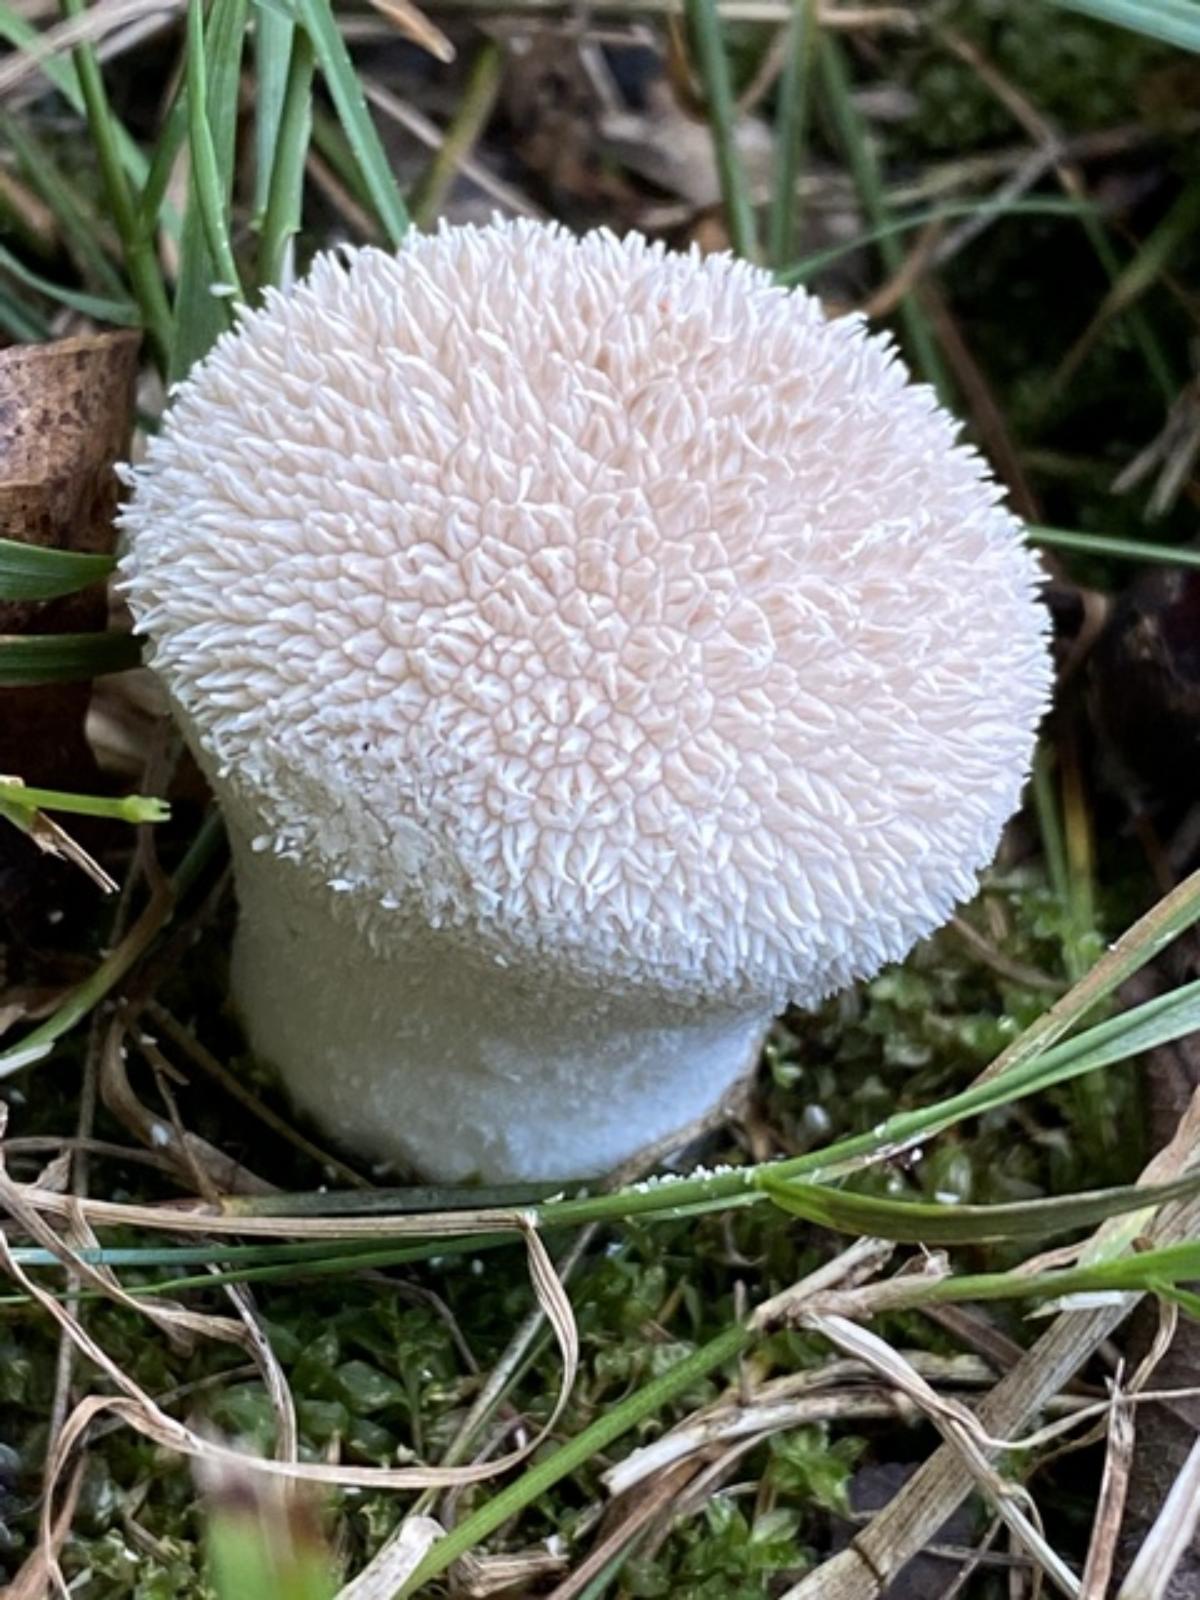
[1080,1390,1136,1599]
[333,1516,445,1600]
[1116,1437,1200,1599]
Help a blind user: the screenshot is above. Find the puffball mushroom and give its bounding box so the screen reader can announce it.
[119,220,1051,1183]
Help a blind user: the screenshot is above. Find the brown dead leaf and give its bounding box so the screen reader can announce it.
[0,330,139,941]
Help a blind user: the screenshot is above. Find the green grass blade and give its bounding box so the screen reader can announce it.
[685,0,758,260]
[397,1322,752,1595]
[310,106,377,222]
[1090,180,1200,330]
[1046,0,1200,51]
[0,780,168,824]
[0,3,87,106]
[295,0,408,246]
[776,977,1200,1185]
[252,3,296,224]
[1030,527,1200,567]
[1033,742,1070,911]
[0,2,158,209]
[185,0,245,301]
[409,38,503,230]
[0,538,115,601]
[1036,179,1200,419]
[0,630,141,686]
[0,242,139,325]
[758,1170,1200,1246]
[58,0,173,368]
[10,1237,491,1271]
[170,0,249,382]
[256,25,315,291]
[0,281,48,340]
[1074,210,1176,406]
[136,84,189,237]
[817,33,950,399]
[768,0,817,270]
[0,110,126,294]
[918,1240,1200,1309]
[777,197,1095,285]
[6,1235,517,1306]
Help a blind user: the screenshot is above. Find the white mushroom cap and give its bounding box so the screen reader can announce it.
[121,221,1049,1019]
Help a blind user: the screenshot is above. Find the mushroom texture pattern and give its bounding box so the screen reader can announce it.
[120,220,1052,1182]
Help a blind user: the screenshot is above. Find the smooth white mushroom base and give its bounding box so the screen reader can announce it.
[230,833,765,1182]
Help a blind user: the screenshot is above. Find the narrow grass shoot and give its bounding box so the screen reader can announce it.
[294,0,409,246]
[256,26,316,291]
[170,0,249,382]
[816,33,950,400]
[0,243,138,326]
[758,1170,1200,1246]
[58,0,172,367]
[0,779,169,825]
[767,0,817,270]
[0,109,127,294]
[685,0,759,261]
[1031,527,1200,568]
[252,3,298,227]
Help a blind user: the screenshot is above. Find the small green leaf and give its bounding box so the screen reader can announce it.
[333,1359,407,1413]
[758,1170,1200,1245]
[0,539,116,601]
[0,630,141,685]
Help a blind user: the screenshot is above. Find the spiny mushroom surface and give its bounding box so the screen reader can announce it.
[120,220,1051,1181]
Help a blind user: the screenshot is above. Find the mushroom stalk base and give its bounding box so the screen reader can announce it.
[230,844,767,1183]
